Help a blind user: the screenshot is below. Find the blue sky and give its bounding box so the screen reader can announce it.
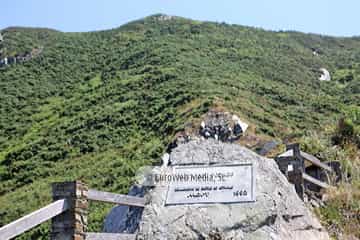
[0,0,359,37]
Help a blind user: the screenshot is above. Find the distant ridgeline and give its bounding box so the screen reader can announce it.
[0,31,43,67]
[0,14,359,239]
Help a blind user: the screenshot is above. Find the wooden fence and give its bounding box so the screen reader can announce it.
[0,181,145,240]
[275,143,333,199]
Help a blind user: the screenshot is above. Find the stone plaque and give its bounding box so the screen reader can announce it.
[165,163,255,205]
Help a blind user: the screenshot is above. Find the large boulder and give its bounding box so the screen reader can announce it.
[104,139,329,240]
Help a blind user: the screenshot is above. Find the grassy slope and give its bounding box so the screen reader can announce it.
[0,14,359,239]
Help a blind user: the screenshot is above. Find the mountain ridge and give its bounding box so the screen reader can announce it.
[0,14,359,239]
[2,13,360,38]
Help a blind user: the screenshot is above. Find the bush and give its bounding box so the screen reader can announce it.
[333,105,360,147]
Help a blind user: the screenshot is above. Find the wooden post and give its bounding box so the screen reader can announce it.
[286,143,304,200]
[51,181,88,240]
[286,143,304,170]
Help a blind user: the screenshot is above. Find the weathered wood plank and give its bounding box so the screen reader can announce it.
[278,150,332,172]
[0,199,69,240]
[302,173,331,189]
[300,151,333,172]
[88,189,145,207]
[278,149,294,157]
[86,232,136,240]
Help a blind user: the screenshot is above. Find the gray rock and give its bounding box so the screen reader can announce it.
[319,68,331,81]
[103,185,146,233]
[104,139,330,240]
[199,111,248,142]
[257,140,279,156]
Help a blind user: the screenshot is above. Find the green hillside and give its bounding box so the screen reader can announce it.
[0,14,359,239]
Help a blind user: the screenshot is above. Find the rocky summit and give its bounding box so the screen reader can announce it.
[104,139,330,240]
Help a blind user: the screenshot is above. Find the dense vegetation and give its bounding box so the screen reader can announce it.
[0,14,359,239]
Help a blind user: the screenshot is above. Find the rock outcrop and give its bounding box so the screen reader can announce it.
[166,110,248,152]
[199,110,248,142]
[319,68,331,81]
[154,14,176,21]
[0,46,43,68]
[257,140,279,156]
[103,185,146,234]
[104,139,330,240]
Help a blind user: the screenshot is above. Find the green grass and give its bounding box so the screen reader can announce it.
[0,14,359,239]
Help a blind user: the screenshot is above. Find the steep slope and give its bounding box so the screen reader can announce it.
[0,14,359,239]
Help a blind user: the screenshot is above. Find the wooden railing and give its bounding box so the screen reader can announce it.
[302,172,331,189]
[88,189,145,207]
[0,181,145,240]
[275,143,334,199]
[0,199,69,239]
[85,188,145,240]
[86,232,137,240]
